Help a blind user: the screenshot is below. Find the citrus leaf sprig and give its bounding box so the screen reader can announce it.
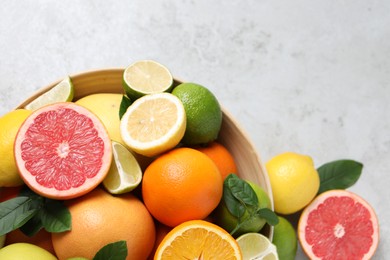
[317,159,363,194]
[223,174,279,236]
[0,186,71,236]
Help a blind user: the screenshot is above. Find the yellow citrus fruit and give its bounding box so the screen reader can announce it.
[0,109,32,187]
[0,243,57,260]
[154,220,242,259]
[51,188,156,259]
[75,93,124,145]
[265,152,320,214]
[142,147,223,227]
[120,93,186,157]
[172,82,222,145]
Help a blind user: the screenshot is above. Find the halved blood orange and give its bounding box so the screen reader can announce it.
[298,189,379,260]
[14,102,112,200]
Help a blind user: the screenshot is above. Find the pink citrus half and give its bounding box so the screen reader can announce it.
[298,189,379,260]
[14,102,112,200]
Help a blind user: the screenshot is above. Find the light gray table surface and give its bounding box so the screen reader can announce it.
[1,1,389,259]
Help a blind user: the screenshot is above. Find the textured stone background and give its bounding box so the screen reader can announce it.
[1,1,389,258]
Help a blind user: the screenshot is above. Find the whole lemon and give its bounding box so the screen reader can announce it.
[0,243,57,260]
[265,152,320,215]
[75,93,123,145]
[0,109,31,187]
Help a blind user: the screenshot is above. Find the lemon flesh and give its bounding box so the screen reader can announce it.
[120,92,186,157]
[123,60,173,100]
[25,76,74,111]
[103,141,142,194]
[236,233,279,260]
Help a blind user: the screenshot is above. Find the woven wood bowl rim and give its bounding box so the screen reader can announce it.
[15,67,274,239]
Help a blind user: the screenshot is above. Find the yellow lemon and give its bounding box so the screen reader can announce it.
[75,93,123,145]
[265,152,320,215]
[0,243,57,260]
[0,109,32,187]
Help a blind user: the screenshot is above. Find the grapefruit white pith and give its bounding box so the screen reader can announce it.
[298,189,379,260]
[14,102,112,200]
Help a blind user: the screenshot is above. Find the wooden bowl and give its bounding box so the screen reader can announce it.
[16,68,274,238]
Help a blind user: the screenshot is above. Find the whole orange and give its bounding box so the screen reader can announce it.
[51,188,155,260]
[195,141,238,179]
[142,147,223,227]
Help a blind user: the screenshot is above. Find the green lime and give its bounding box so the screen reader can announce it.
[172,82,222,145]
[272,216,297,260]
[122,60,173,100]
[25,76,74,111]
[214,181,271,237]
[103,141,143,194]
[236,233,279,260]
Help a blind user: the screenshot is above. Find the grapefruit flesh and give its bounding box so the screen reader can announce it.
[298,189,379,260]
[14,102,112,200]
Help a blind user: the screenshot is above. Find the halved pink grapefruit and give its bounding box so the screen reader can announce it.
[298,189,379,260]
[14,102,112,200]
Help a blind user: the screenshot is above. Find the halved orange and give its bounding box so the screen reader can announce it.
[154,220,242,260]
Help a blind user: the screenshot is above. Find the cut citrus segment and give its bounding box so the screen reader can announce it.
[123,60,173,100]
[154,219,242,260]
[14,102,112,200]
[236,233,279,260]
[298,189,379,260]
[120,93,186,157]
[24,77,74,111]
[103,141,142,194]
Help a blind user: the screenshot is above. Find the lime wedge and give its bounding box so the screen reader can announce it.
[103,141,142,194]
[122,60,173,100]
[236,233,279,260]
[25,76,74,110]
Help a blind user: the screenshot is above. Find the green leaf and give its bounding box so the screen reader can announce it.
[227,174,258,207]
[93,240,128,260]
[119,95,132,119]
[256,208,279,226]
[317,159,363,194]
[223,175,245,218]
[0,197,37,236]
[41,199,71,233]
[20,214,44,237]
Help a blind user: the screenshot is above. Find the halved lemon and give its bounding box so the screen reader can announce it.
[120,92,186,157]
[154,220,242,259]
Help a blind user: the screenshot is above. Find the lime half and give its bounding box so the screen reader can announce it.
[103,141,142,194]
[236,233,279,260]
[25,76,74,111]
[123,60,173,100]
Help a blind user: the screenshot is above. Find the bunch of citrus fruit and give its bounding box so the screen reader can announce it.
[0,60,380,260]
